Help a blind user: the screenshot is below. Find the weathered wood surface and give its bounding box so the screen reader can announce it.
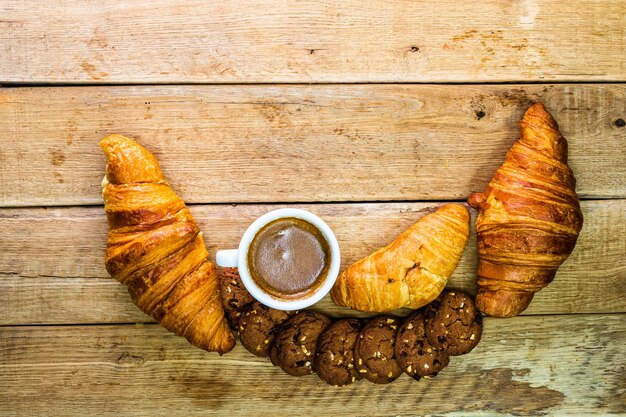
[1,84,624,207]
[1,0,624,84]
[1,315,624,417]
[2,1,625,416]
[0,200,624,325]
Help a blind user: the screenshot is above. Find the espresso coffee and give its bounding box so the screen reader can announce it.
[247,217,331,300]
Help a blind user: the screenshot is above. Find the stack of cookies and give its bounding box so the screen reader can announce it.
[218,268,483,386]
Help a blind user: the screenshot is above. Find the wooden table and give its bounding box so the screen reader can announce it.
[1,2,624,416]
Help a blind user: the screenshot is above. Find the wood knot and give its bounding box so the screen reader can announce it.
[116,352,145,366]
[475,110,486,120]
[50,149,65,166]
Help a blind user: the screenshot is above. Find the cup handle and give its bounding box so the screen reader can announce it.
[216,249,239,267]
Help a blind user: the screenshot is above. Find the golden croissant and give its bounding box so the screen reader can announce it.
[468,103,583,318]
[331,204,470,312]
[100,134,235,354]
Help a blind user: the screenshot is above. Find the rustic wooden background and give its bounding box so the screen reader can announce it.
[1,1,625,416]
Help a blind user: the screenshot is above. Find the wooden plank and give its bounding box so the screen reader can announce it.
[0,200,624,325]
[1,84,624,207]
[1,314,624,416]
[1,1,624,83]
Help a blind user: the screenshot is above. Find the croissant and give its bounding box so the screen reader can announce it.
[100,134,235,354]
[330,204,470,312]
[468,103,583,317]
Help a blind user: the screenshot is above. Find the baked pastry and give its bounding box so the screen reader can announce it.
[270,311,332,376]
[238,301,294,357]
[424,290,482,356]
[218,267,254,329]
[354,316,403,384]
[331,204,470,312]
[314,319,363,386]
[100,134,234,354]
[468,103,583,317]
[395,311,449,379]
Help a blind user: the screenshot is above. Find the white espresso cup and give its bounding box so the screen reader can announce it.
[215,208,341,310]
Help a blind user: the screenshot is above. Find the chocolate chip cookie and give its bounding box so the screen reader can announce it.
[218,267,254,329]
[238,301,294,357]
[395,311,449,380]
[270,311,332,377]
[424,290,483,356]
[314,318,363,386]
[354,316,402,384]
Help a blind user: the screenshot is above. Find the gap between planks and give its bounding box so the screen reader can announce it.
[0,194,620,211]
[3,80,626,87]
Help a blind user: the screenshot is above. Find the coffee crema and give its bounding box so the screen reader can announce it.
[247,217,331,300]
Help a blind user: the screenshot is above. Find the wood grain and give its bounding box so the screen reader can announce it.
[1,0,624,83]
[1,2,624,416]
[0,200,624,325]
[1,315,624,417]
[1,84,624,207]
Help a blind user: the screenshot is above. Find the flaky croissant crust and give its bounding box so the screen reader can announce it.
[101,134,235,354]
[331,204,470,312]
[468,103,583,317]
